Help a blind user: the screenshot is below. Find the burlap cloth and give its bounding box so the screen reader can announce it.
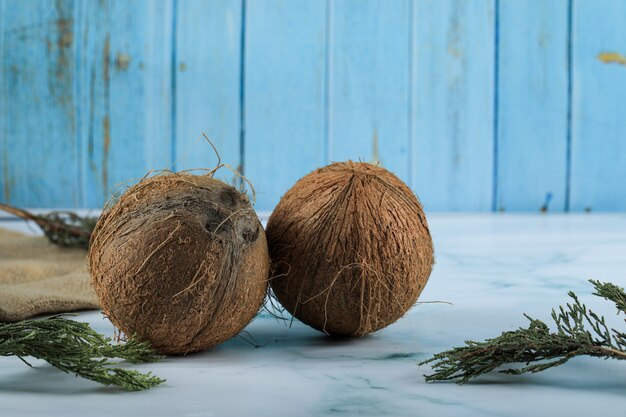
[0,227,100,322]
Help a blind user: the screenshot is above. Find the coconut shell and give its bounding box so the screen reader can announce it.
[89,173,269,355]
[267,161,434,336]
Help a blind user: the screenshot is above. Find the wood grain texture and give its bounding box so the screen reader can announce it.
[0,0,80,207]
[329,0,411,183]
[244,0,327,212]
[175,0,242,177]
[412,0,496,211]
[570,0,626,211]
[0,0,7,206]
[78,0,173,208]
[496,0,569,212]
[2,1,626,212]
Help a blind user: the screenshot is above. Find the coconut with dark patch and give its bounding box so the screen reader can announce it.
[89,173,269,355]
[267,161,434,336]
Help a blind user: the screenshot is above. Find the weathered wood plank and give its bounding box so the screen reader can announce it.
[175,0,242,177]
[78,0,174,208]
[0,0,80,207]
[570,0,626,211]
[412,0,495,211]
[496,0,569,212]
[0,0,6,205]
[329,0,411,183]
[244,0,327,212]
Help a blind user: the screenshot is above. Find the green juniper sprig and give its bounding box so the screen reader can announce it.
[0,203,97,249]
[0,315,164,391]
[592,279,626,316]
[420,279,626,383]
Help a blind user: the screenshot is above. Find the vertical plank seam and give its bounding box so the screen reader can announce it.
[407,0,414,189]
[170,0,178,171]
[564,0,573,212]
[0,0,6,203]
[102,6,111,202]
[84,2,96,209]
[74,1,83,208]
[491,0,500,212]
[239,0,246,177]
[324,0,332,164]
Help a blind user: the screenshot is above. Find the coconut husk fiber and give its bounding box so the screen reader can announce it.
[0,227,99,322]
[267,161,434,336]
[89,173,270,355]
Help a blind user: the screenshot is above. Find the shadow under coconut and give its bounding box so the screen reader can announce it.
[228,317,369,350]
[183,313,430,367]
[154,314,364,361]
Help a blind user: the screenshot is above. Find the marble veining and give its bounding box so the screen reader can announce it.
[1,214,626,417]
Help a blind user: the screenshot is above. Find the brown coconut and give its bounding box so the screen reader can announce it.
[89,173,269,355]
[267,161,434,336]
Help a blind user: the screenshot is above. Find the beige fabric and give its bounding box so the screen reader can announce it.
[0,227,99,322]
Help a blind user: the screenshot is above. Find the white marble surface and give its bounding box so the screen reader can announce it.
[1,214,626,417]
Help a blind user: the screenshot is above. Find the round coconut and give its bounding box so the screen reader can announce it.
[267,161,434,336]
[89,173,269,355]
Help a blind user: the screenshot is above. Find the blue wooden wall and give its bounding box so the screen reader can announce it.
[1,0,625,212]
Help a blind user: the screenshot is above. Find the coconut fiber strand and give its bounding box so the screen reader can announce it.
[267,161,434,336]
[89,173,269,355]
[0,228,99,322]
